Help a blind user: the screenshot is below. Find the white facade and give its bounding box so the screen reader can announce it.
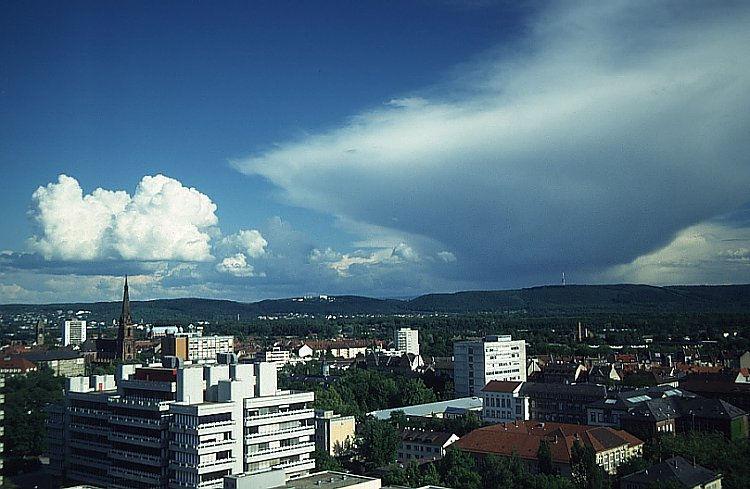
[480,381,529,424]
[257,348,291,369]
[454,335,526,397]
[63,320,87,346]
[394,328,419,356]
[48,358,315,489]
[188,335,235,361]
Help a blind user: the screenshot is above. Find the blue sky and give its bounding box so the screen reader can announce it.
[1,1,750,303]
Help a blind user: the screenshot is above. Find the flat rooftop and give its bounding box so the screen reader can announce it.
[368,397,483,420]
[286,471,378,489]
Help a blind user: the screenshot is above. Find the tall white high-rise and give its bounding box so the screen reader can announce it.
[394,328,419,355]
[47,356,316,489]
[63,319,86,346]
[453,335,526,397]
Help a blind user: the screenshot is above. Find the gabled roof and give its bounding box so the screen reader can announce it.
[620,456,720,488]
[400,429,457,447]
[0,356,37,372]
[482,380,522,393]
[455,421,642,465]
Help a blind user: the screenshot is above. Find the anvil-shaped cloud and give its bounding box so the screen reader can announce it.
[235,1,750,284]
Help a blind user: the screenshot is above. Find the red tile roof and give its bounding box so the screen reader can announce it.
[0,356,38,372]
[481,380,523,393]
[455,421,643,465]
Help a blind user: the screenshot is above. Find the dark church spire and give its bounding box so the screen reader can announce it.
[119,275,132,326]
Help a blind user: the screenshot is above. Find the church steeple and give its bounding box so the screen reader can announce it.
[117,275,135,361]
[120,275,132,326]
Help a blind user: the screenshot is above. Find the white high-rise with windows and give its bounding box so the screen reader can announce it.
[453,335,526,397]
[63,319,87,346]
[47,355,315,489]
[394,328,419,356]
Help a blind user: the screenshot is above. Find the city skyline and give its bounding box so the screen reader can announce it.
[2,1,750,303]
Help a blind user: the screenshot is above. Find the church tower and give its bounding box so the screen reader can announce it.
[117,276,136,361]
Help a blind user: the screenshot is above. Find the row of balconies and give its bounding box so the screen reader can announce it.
[245,441,315,463]
[109,430,164,447]
[244,409,314,426]
[108,465,164,485]
[244,425,314,444]
[109,447,164,466]
[169,436,237,453]
[110,413,167,428]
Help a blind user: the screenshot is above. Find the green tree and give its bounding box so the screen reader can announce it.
[538,439,554,475]
[359,418,400,468]
[4,368,65,458]
[571,440,606,489]
[439,449,482,489]
[313,448,343,471]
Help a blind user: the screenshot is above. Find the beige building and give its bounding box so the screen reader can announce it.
[314,410,356,456]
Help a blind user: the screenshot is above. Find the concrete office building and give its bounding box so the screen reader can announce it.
[394,328,419,356]
[63,320,87,346]
[47,355,315,489]
[454,335,526,397]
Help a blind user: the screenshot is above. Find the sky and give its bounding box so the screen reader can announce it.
[1,0,749,303]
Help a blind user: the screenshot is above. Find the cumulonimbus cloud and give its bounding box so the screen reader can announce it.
[29,174,219,262]
[235,1,750,285]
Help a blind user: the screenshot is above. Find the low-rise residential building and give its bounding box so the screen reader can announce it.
[314,410,356,456]
[0,356,38,376]
[397,429,458,464]
[586,386,696,429]
[619,456,722,489]
[521,382,607,425]
[257,348,292,369]
[455,421,643,476]
[23,348,86,377]
[480,380,528,423]
[619,396,748,441]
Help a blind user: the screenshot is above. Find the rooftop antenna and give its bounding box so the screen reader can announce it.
[562,272,566,286]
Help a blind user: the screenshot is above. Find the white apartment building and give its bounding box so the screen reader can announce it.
[162,333,235,362]
[397,429,458,464]
[394,328,419,356]
[480,380,529,423]
[453,335,526,397]
[63,320,87,346]
[256,348,291,369]
[47,355,315,489]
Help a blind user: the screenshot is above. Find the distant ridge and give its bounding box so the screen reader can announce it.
[3,284,750,321]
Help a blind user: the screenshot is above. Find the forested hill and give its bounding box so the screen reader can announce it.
[3,284,750,322]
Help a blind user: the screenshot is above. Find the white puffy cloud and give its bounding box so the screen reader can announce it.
[215,253,262,277]
[309,242,420,277]
[235,1,750,285]
[29,174,218,262]
[437,251,457,263]
[219,229,267,258]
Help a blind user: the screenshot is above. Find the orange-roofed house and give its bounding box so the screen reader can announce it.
[455,420,643,476]
[0,356,38,376]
